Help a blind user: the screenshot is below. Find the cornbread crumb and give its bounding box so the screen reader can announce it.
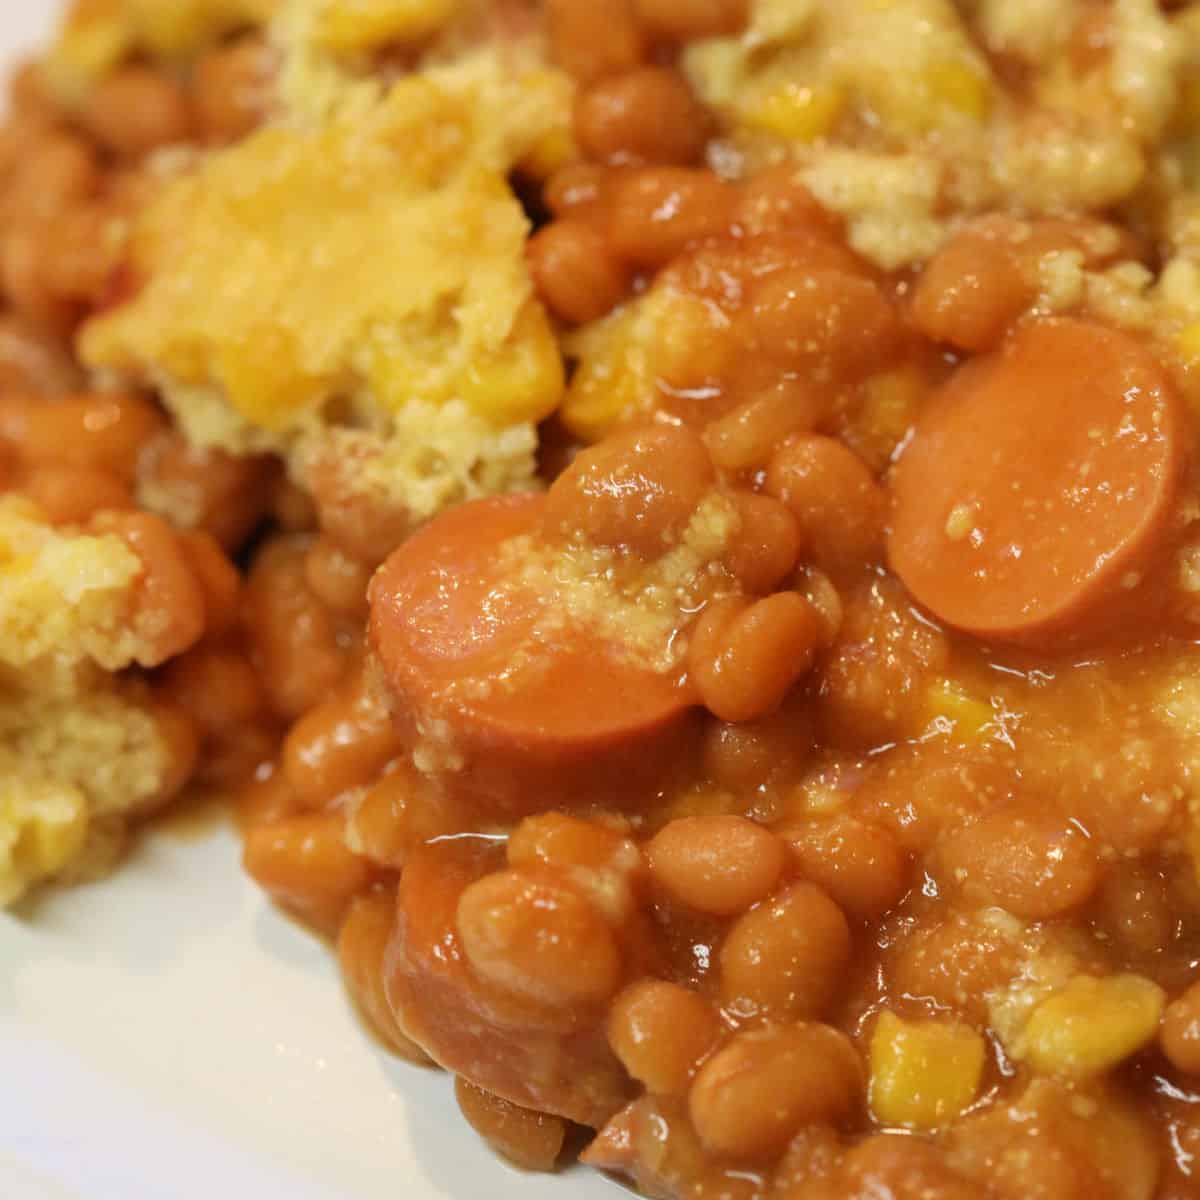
[0,495,145,676]
[81,49,570,536]
[0,498,175,905]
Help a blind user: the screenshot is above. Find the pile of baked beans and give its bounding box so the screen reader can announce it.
[10,2,1200,1197]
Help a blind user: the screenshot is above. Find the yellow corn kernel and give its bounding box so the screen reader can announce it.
[459,302,565,427]
[869,1011,986,1131]
[925,679,993,742]
[869,61,991,137]
[855,364,928,466]
[312,0,457,53]
[1177,321,1200,368]
[925,60,992,123]
[561,303,655,442]
[744,81,845,143]
[561,364,646,443]
[1020,974,1165,1079]
[654,291,736,392]
[520,125,579,182]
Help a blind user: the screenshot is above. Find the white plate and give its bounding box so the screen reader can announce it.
[0,11,614,1199]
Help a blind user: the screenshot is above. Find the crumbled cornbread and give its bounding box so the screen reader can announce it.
[46,0,279,101]
[0,498,177,905]
[684,0,1197,272]
[81,49,570,532]
[0,495,144,676]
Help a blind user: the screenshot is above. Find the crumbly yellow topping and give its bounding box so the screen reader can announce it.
[0,495,148,677]
[0,497,177,906]
[45,0,279,101]
[0,689,172,906]
[502,494,739,676]
[685,0,1198,271]
[80,50,570,525]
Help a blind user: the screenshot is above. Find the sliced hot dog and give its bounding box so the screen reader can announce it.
[385,839,634,1128]
[368,493,696,815]
[888,318,1186,647]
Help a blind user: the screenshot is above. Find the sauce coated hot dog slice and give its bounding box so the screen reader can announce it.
[369,493,695,814]
[888,318,1186,648]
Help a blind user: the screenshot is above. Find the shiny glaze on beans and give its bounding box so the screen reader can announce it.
[22,4,1196,1196]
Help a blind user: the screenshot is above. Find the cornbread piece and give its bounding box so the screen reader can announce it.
[46,0,279,101]
[684,0,1195,270]
[81,50,571,541]
[0,497,192,904]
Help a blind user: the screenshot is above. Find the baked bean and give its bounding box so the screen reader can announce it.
[689,1023,861,1159]
[160,644,266,737]
[303,536,372,617]
[886,913,1021,1022]
[817,578,950,748]
[82,66,194,159]
[0,313,82,392]
[456,869,622,1009]
[719,881,851,1022]
[527,219,629,325]
[542,423,714,555]
[703,380,824,474]
[632,0,748,40]
[737,166,838,237]
[723,492,802,594]
[238,765,298,828]
[839,1135,978,1200]
[146,700,202,808]
[269,475,317,532]
[701,700,814,791]
[780,814,910,921]
[0,391,164,480]
[8,60,59,120]
[7,132,99,221]
[92,510,207,666]
[545,0,647,85]
[744,268,902,380]
[455,1078,567,1171]
[608,980,721,1096]
[794,566,843,645]
[346,769,411,869]
[338,888,432,1063]
[575,68,709,166]
[688,593,821,724]
[910,230,1031,352]
[192,37,272,144]
[1092,863,1174,957]
[607,168,739,268]
[647,815,787,916]
[1162,981,1200,1074]
[765,435,886,575]
[508,812,635,875]
[243,537,350,719]
[544,162,608,220]
[19,464,133,523]
[282,673,404,809]
[935,806,1102,920]
[138,431,274,550]
[306,454,414,566]
[176,530,241,637]
[0,223,77,330]
[243,811,373,923]
[201,722,279,791]
[39,202,122,304]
